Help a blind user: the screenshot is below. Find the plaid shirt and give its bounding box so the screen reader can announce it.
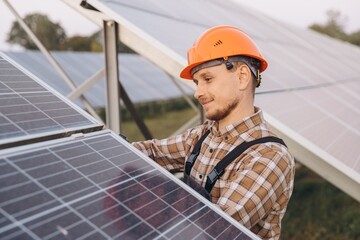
[132,108,295,239]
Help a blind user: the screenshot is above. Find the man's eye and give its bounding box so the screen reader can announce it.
[205,77,212,82]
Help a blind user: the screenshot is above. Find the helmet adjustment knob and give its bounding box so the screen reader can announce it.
[225,61,234,70]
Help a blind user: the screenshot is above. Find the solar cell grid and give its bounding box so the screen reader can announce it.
[0,54,102,148]
[0,131,258,239]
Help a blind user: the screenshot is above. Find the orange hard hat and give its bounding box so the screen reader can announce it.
[180,25,268,80]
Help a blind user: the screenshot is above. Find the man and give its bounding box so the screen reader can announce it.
[132,25,295,239]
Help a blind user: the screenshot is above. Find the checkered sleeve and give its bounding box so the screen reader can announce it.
[132,128,198,172]
[217,145,295,238]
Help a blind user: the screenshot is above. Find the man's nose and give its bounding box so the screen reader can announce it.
[194,83,204,100]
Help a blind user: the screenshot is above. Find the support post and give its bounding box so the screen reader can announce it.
[119,82,153,140]
[67,68,105,101]
[103,20,121,134]
[167,74,199,114]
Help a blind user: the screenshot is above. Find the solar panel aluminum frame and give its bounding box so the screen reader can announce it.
[0,129,260,240]
[0,52,104,149]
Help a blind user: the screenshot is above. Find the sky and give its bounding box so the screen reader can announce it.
[1,0,359,51]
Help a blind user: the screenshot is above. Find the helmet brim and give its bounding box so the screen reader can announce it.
[180,55,268,80]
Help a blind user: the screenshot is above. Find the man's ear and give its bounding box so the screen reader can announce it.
[238,64,252,90]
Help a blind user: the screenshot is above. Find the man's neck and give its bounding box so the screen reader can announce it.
[217,105,255,132]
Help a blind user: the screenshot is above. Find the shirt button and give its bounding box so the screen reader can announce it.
[209,148,213,153]
[224,136,228,141]
[199,174,203,179]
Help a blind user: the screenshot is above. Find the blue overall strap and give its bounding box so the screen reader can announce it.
[185,130,211,175]
[205,136,287,193]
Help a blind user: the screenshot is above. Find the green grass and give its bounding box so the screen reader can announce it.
[281,166,360,240]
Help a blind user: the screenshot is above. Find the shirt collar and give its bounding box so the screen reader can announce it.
[210,107,265,141]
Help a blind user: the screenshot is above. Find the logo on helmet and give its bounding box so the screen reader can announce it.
[213,40,223,47]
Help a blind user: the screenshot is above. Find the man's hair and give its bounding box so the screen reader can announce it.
[248,58,261,74]
[236,56,260,80]
[232,56,261,94]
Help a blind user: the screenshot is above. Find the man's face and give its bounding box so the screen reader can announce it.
[192,64,242,122]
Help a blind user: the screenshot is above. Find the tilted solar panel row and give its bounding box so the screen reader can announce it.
[0,130,257,239]
[0,53,102,149]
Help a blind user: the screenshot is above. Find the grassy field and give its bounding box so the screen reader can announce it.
[281,166,360,240]
[121,107,360,239]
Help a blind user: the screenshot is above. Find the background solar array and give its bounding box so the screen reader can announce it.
[4,51,194,108]
[75,0,360,196]
[0,53,102,148]
[0,131,257,240]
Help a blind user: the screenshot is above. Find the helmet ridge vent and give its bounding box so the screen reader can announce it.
[213,40,223,47]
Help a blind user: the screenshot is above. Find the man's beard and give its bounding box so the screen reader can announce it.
[205,98,239,121]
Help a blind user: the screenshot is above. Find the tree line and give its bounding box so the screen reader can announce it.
[7,11,360,52]
[6,13,134,53]
[309,10,360,46]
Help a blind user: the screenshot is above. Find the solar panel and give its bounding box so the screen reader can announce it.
[0,52,103,149]
[0,130,259,239]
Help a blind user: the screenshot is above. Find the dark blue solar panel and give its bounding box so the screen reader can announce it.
[0,53,102,149]
[0,131,258,239]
